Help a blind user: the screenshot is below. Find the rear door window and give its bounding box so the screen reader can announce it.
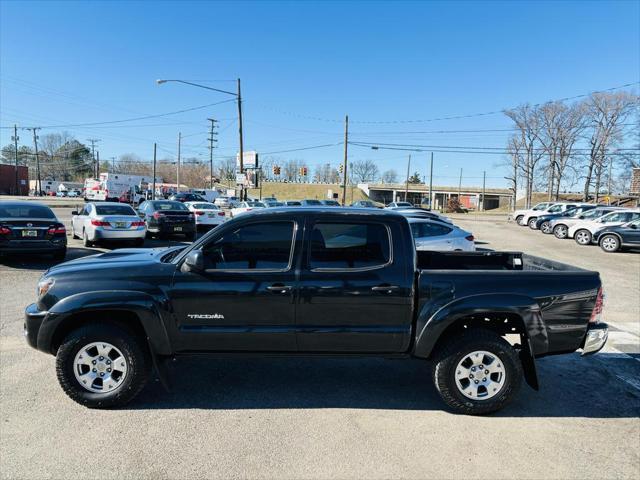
[309,222,391,270]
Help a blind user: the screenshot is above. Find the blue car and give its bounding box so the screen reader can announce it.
[593,219,640,253]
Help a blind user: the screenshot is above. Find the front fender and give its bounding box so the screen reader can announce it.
[38,290,172,355]
[413,293,547,359]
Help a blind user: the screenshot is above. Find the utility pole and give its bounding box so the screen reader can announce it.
[110,157,116,173]
[405,154,411,202]
[429,152,433,210]
[152,143,157,200]
[481,170,486,212]
[207,118,218,190]
[96,151,100,177]
[458,168,463,198]
[87,139,100,178]
[237,78,245,200]
[12,125,19,195]
[177,132,182,193]
[28,128,42,196]
[341,115,349,206]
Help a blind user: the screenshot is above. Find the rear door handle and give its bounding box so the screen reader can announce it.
[267,284,292,294]
[371,285,400,293]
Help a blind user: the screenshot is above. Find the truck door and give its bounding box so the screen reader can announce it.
[296,218,414,353]
[169,219,300,352]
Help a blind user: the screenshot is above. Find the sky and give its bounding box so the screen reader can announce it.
[1,0,638,188]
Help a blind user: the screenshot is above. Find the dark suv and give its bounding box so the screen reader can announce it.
[137,200,196,240]
[168,193,206,203]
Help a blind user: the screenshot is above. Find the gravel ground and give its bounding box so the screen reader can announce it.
[1,208,638,480]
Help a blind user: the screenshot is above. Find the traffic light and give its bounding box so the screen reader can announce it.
[272,165,281,175]
[299,166,308,176]
[339,164,344,174]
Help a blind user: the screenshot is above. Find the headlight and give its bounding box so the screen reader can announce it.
[37,278,55,298]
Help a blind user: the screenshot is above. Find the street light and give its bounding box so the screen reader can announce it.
[156,78,245,198]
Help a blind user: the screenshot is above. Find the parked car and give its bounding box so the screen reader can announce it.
[0,201,67,260]
[190,189,219,203]
[264,201,284,207]
[571,209,640,245]
[594,219,640,253]
[351,200,377,208]
[214,196,240,208]
[168,192,207,203]
[71,202,146,247]
[510,202,556,226]
[230,201,266,217]
[391,207,453,224]
[386,201,413,208]
[137,200,196,240]
[300,199,323,206]
[66,190,81,198]
[321,199,341,206]
[408,218,475,251]
[25,207,607,414]
[534,205,597,234]
[550,206,623,239]
[525,202,591,230]
[184,202,226,231]
[283,200,302,206]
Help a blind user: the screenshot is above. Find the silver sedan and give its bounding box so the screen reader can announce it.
[71,202,146,247]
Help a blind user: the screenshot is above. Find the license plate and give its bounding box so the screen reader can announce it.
[207,213,215,218]
[174,226,183,232]
[22,230,37,237]
[115,222,126,228]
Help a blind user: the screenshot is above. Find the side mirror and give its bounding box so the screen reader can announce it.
[182,250,204,273]
[71,210,78,216]
[630,224,638,229]
[579,215,585,219]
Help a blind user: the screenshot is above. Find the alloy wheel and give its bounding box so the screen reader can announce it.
[73,342,128,393]
[454,350,506,400]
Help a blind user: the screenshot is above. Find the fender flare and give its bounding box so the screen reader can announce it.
[413,293,545,390]
[38,290,172,355]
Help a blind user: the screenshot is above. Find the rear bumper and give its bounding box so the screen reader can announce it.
[581,323,608,356]
[93,228,146,240]
[148,222,195,234]
[0,238,66,254]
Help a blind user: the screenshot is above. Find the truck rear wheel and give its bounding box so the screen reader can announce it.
[431,329,522,415]
[55,323,151,409]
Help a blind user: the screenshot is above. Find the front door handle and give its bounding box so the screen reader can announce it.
[371,285,400,293]
[266,284,292,294]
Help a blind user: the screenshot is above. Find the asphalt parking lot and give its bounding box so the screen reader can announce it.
[1,208,639,479]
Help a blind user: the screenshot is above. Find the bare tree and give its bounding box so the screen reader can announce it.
[505,104,546,208]
[116,153,151,175]
[504,135,524,211]
[381,169,398,184]
[582,91,638,201]
[350,159,379,183]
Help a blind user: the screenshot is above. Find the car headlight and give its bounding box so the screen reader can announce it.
[37,278,55,298]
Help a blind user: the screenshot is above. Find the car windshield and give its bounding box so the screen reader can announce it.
[304,200,322,205]
[286,201,301,206]
[246,202,265,207]
[95,205,136,215]
[153,201,188,211]
[191,203,218,210]
[0,204,55,219]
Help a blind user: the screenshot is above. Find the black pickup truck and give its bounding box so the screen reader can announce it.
[25,207,608,414]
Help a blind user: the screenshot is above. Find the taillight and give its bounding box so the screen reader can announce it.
[153,212,165,219]
[465,235,475,241]
[195,211,205,216]
[131,221,145,227]
[590,287,604,324]
[0,226,11,235]
[90,220,110,226]
[218,211,225,216]
[47,226,66,235]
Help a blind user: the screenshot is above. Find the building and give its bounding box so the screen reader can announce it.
[0,164,29,195]
[359,183,513,210]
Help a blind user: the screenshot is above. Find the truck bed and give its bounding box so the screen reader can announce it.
[417,250,588,272]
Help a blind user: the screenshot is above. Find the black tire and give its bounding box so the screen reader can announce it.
[82,230,93,247]
[514,215,523,225]
[540,221,552,234]
[553,224,568,239]
[52,248,67,262]
[599,234,621,253]
[55,322,151,408]
[431,329,523,415]
[528,217,538,229]
[574,229,592,246]
[72,229,79,240]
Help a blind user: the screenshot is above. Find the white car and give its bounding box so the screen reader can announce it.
[549,206,623,239]
[523,202,590,229]
[511,202,557,226]
[184,201,226,230]
[570,209,640,245]
[71,202,146,247]
[214,196,240,208]
[392,207,453,224]
[386,201,413,208]
[408,218,476,251]
[230,201,266,217]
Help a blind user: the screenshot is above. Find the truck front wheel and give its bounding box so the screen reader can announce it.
[432,329,523,415]
[55,323,151,408]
